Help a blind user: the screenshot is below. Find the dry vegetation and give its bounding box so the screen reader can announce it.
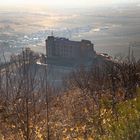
[0,49,140,140]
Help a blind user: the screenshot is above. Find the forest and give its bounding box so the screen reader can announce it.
[0,49,140,140]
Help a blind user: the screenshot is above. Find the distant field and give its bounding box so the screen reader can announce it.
[0,4,140,60]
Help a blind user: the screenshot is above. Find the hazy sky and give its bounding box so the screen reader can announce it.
[0,0,140,8]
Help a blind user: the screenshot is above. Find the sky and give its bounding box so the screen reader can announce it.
[0,0,140,8]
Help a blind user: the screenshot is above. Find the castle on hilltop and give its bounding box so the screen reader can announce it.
[45,36,96,87]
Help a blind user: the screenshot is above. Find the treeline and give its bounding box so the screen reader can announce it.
[0,49,140,140]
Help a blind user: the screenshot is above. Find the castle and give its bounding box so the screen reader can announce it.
[46,36,96,87]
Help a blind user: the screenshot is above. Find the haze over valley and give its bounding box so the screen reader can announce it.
[0,1,140,62]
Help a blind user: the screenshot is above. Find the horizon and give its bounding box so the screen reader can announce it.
[0,0,140,9]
